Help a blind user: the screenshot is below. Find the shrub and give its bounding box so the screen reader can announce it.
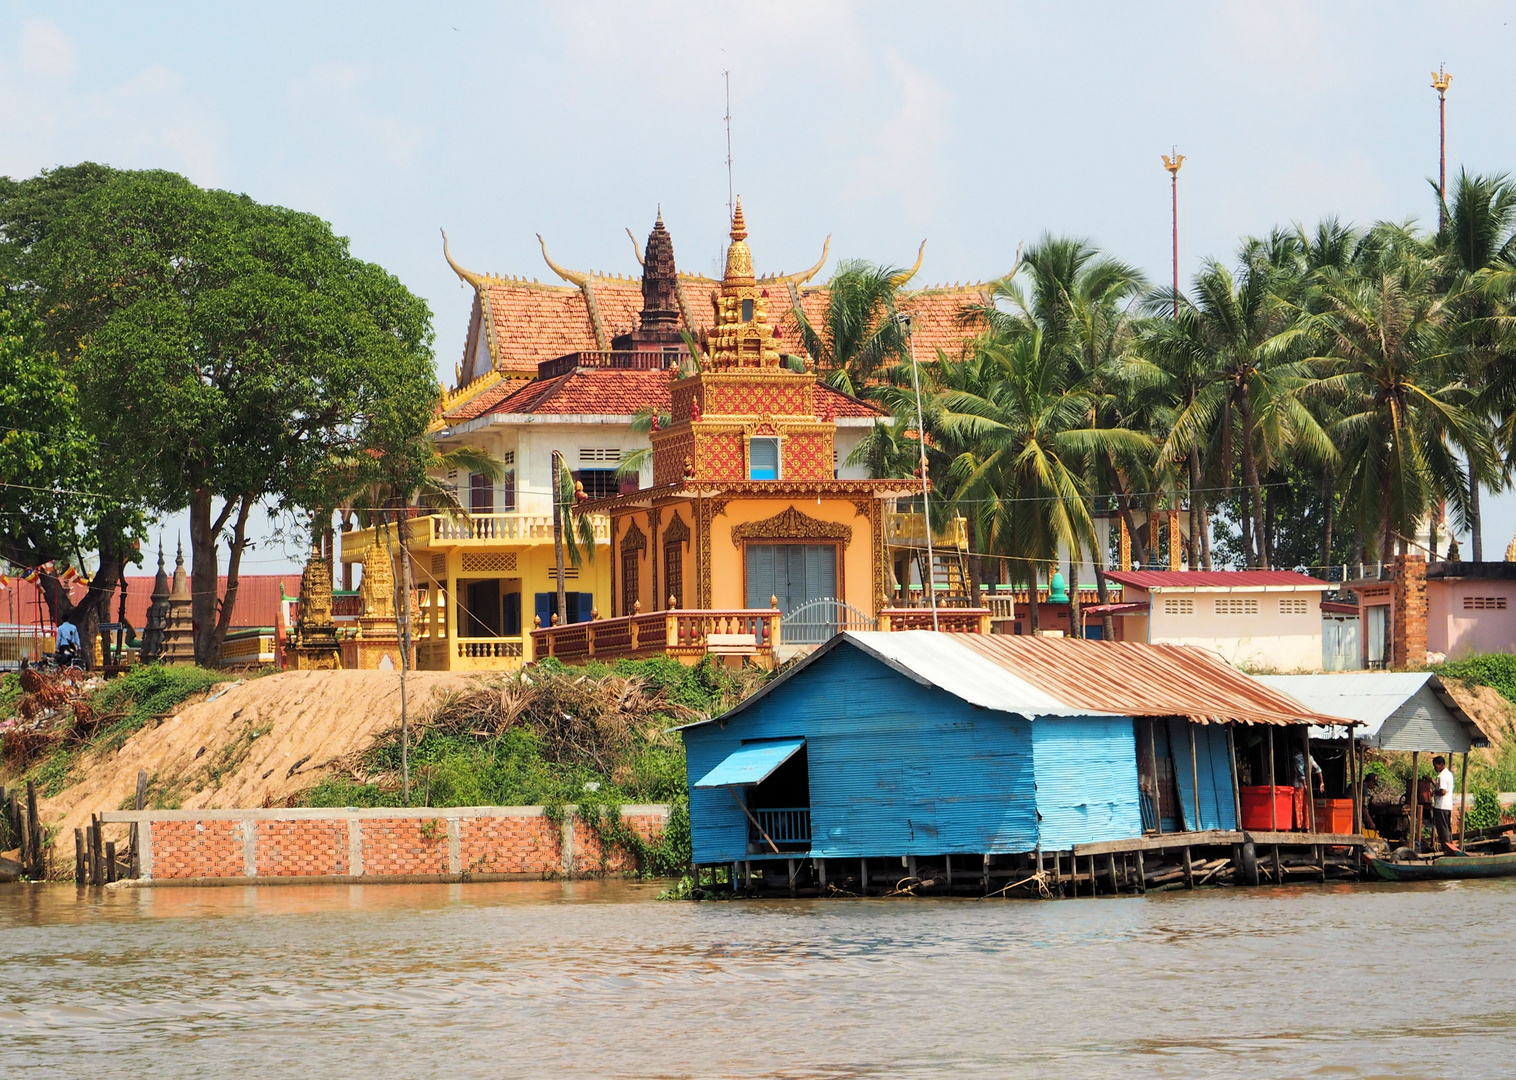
[1466,787,1503,832]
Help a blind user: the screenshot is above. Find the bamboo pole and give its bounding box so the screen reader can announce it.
[1301,728,1316,834]
[1410,750,1421,852]
[1267,727,1278,831]
[1226,726,1243,829]
[1189,724,1202,832]
[1149,719,1164,834]
[1458,751,1470,848]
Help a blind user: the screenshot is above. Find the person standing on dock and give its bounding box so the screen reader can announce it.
[1431,757,1457,852]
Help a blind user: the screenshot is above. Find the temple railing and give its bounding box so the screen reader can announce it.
[536,349,679,380]
[342,513,611,560]
[530,609,781,667]
[884,512,968,550]
[878,608,991,634]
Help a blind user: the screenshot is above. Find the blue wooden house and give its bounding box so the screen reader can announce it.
[681,632,1348,894]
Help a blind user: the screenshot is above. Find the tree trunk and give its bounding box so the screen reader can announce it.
[1028,566,1040,634]
[551,450,567,621]
[1067,559,1081,640]
[75,541,127,672]
[1240,496,1254,569]
[1319,468,1335,570]
[1470,478,1483,561]
[1095,567,1114,641]
[967,548,983,607]
[188,489,240,666]
[1239,392,1268,569]
[209,495,254,665]
[1263,484,1276,569]
[1188,450,1202,573]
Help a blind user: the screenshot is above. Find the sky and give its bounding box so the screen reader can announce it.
[4,1,1516,576]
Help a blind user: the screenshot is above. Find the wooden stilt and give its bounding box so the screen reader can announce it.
[1182,846,1194,889]
[105,841,118,884]
[817,858,828,892]
[787,858,797,898]
[860,858,868,896]
[907,854,918,882]
[982,853,992,895]
[1188,724,1203,832]
[1271,844,1282,883]
[944,854,953,891]
[90,815,104,887]
[1149,719,1164,834]
[1458,751,1470,848]
[1267,727,1278,831]
[74,828,85,885]
[1226,726,1243,827]
[1135,849,1146,892]
[1351,729,1363,836]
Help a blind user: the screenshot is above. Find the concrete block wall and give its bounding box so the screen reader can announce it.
[99,805,670,884]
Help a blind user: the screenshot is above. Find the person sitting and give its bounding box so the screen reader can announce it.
[55,616,81,667]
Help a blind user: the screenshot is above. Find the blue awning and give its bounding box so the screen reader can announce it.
[693,739,805,788]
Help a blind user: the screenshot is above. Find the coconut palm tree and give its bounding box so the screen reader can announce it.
[930,328,1153,631]
[1435,170,1516,557]
[1301,249,1494,561]
[792,259,908,397]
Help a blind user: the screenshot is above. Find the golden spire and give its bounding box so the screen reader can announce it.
[1162,152,1185,176]
[1431,65,1452,95]
[724,198,754,285]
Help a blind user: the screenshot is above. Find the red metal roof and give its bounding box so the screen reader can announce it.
[449,366,883,423]
[1081,600,1149,616]
[954,634,1351,726]
[2,574,296,631]
[1104,569,1331,590]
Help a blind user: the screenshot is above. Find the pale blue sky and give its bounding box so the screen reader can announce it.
[4,2,1515,573]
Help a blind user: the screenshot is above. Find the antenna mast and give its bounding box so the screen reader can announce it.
[723,71,734,225]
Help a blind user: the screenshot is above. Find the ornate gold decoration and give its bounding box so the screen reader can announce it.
[1432,66,1452,94]
[620,520,647,554]
[869,498,887,615]
[758,235,831,287]
[536,233,589,287]
[663,513,691,546]
[707,200,783,371]
[1162,152,1185,176]
[731,505,852,546]
[359,544,396,621]
[441,228,486,288]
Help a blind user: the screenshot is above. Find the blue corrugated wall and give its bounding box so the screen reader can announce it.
[1166,719,1238,831]
[1031,716,1144,850]
[685,644,1040,863]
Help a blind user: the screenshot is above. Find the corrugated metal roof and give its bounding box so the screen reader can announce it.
[954,635,1351,727]
[692,631,1351,730]
[692,739,805,787]
[1104,569,1331,591]
[1255,672,1488,751]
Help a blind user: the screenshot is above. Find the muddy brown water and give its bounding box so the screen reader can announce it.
[3,878,1513,1078]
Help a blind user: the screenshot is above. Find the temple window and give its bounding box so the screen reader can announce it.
[621,549,640,614]
[664,542,683,608]
[749,437,780,481]
[501,469,516,512]
[741,298,754,322]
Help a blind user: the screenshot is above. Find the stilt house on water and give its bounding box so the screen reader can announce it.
[681,632,1360,897]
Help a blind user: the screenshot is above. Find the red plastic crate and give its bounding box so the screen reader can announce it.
[1240,785,1294,831]
[1313,798,1355,834]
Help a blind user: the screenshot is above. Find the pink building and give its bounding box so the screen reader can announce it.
[1425,562,1516,659]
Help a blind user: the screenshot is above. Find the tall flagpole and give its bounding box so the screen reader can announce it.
[1162,149,1185,317]
[1432,65,1451,229]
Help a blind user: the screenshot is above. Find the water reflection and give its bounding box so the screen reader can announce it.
[2,879,1511,1079]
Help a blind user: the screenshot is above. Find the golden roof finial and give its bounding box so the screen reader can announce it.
[1162,150,1184,176]
[440,229,486,288]
[1431,64,1451,95]
[760,235,832,287]
[889,240,928,287]
[723,197,754,286]
[626,227,646,267]
[537,233,589,287]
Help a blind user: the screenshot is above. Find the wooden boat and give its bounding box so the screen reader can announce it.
[1365,849,1516,882]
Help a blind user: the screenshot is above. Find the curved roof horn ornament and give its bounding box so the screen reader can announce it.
[888,240,927,288]
[625,227,646,268]
[440,228,486,288]
[537,233,589,287]
[759,234,831,287]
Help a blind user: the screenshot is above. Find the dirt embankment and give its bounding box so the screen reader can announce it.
[39,669,484,846]
[1440,681,1516,764]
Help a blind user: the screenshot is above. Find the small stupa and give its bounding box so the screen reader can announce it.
[157,540,197,666]
[344,543,404,670]
[287,544,342,670]
[140,539,171,661]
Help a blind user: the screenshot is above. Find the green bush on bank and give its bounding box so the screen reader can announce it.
[1432,654,1516,796]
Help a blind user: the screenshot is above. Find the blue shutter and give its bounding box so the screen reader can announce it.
[534,593,552,628]
[577,592,594,623]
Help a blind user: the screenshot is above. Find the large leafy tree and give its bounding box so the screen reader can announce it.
[0,165,438,664]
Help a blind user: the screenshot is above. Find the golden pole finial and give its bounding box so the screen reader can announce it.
[1431,64,1451,95]
[730,197,747,241]
[1162,151,1185,176]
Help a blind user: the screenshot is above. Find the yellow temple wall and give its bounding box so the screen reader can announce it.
[704,498,879,616]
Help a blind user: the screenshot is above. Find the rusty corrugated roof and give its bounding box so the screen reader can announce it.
[949,634,1351,727]
[1104,569,1331,590]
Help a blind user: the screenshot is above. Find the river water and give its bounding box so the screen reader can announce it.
[2,878,1513,1079]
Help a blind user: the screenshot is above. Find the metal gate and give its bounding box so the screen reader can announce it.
[780,597,877,645]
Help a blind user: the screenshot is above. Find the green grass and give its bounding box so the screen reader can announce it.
[1432,653,1516,797]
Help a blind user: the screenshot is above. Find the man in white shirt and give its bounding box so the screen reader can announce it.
[1430,756,1456,851]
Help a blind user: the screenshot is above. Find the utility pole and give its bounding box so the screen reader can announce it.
[723,71,734,231]
[897,313,938,631]
[1162,149,1185,317]
[1432,65,1451,229]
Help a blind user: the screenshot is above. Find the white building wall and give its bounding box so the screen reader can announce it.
[1140,588,1326,673]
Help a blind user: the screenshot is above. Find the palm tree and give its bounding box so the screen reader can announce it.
[792,259,908,396]
[1435,170,1516,558]
[931,328,1152,632]
[1301,250,1494,561]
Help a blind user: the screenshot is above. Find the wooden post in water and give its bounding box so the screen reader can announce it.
[1410,751,1421,852]
[130,769,147,879]
[1135,850,1146,893]
[90,816,104,887]
[26,780,42,880]
[1458,751,1470,848]
[74,828,85,885]
[1351,727,1363,836]
[105,841,118,884]
[1182,846,1194,889]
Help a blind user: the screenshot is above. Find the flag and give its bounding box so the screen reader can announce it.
[0,574,10,590]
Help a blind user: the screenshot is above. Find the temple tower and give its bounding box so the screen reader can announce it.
[157,541,197,666]
[344,543,405,670]
[287,545,341,670]
[140,540,171,661]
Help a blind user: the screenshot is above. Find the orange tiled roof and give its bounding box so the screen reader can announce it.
[463,274,991,381]
[446,367,883,424]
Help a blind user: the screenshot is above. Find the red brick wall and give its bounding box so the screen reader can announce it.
[152,821,243,879]
[257,819,348,877]
[572,813,664,873]
[1392,554,1428,669]
[459,816,560,875]
[361,819,451,877]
